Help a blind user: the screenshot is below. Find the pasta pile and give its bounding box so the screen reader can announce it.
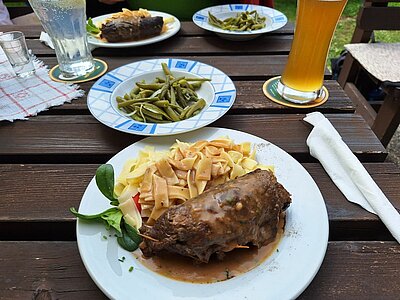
[115,138,272,226]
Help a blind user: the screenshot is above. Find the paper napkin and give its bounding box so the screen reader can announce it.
[304,112,400,243]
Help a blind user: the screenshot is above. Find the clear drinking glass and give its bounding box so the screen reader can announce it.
[28,0,94,78]
[0,31,35,78]
[276,0,348,103]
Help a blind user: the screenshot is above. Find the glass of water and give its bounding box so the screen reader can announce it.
[28,0,94,78]
[0,31,35,78]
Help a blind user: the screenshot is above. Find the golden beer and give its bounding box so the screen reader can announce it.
[277,0,347,103]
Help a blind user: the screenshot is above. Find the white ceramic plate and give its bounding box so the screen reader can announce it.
[76,127,329,300]
[193,4,287,41]
[87,58,236,136]
[88,11,180,48]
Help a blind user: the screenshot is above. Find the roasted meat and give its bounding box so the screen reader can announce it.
[140,169,291,263]
[100,9,163,42]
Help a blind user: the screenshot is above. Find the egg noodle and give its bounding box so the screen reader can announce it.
[115,138,272,228]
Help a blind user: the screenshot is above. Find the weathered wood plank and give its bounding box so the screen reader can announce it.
[26,35,293,57]
[40,55,332,80]
[0,22,294,39]
[299,241,400,299]
[35,79,351,114]
[0,163,398,241]
[1,241,399,299]
[0,114,386,163]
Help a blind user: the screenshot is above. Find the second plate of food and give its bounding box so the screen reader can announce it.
[87,58,236,136]
[193,4,287,41]
[88,9,181,48]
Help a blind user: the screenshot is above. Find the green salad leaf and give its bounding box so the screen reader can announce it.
[117,220,142,251]
[95,164,117,203]
[70,207,123,233]
[86,18,100,35]
[70,164,142,252]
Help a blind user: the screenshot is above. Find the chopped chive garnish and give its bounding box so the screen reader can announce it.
[129,266,134,272]
[102,235,107,240]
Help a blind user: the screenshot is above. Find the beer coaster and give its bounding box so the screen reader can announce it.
[49,58,108,84]
[263,76,329,108]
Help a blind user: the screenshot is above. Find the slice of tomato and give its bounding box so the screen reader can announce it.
[132,193,141,213]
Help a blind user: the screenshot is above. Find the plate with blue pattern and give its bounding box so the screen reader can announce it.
[87,58,236,136]
[193,4,287,41]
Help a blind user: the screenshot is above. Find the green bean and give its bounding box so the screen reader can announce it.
[138,105,146,122]
[252,24,264,30]
[129,86,140,97]
[154,100,170,108]
[170,86,177,106]
[190,82,202,90]
[192,109,201,116]
[116,63,211,123]
[141,108,164,120]
[179,106,191,119]
[161,62,172,76]
[131,113,144,122]
[208,10,266,32]
[185,99,206,119]
[136,83,164,90]
[165,106,180,122]
[159,86,168,100]
[143,103,171,120]
[142,116,171,123]
[170,76,185,85]
[139,90,154,98]
[175,85,187,107]
[117,97,160,108]
[172,105,183,113]
[184,78,211,82]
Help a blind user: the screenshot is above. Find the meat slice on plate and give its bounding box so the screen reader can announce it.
[140,169,292,263]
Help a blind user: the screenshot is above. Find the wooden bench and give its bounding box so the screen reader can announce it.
[338,0,400,147]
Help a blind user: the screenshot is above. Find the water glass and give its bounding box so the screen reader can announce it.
[28,0,94,78]
[0,31,35,78]
[276,0,348,103]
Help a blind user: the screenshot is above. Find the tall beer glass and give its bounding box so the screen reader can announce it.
[29,0,94,78]
[277,0,348,103]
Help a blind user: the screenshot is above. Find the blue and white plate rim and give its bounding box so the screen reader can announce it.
[193,4,288,35]
[87,58,236,136]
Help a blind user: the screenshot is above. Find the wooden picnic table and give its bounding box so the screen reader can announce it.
[0,22,399,299]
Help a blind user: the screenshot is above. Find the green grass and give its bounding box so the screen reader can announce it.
[274,0,400,69]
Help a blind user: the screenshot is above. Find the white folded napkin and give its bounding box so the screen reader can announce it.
[304,112,400,243]
[39,31,54,49]
[39,31,98,51]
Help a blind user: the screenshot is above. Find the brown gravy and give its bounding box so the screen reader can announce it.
[134,216,284,283]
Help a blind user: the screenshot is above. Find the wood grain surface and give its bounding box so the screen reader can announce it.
[0,114,386,163]
[1,241,399,300]
[26,35,293,57]
[39,55,331,80]
[0,163,398,241]
[32,78,351,114]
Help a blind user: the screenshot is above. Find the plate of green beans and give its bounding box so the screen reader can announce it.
[87,58,236,136]
[193,4,287,41]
